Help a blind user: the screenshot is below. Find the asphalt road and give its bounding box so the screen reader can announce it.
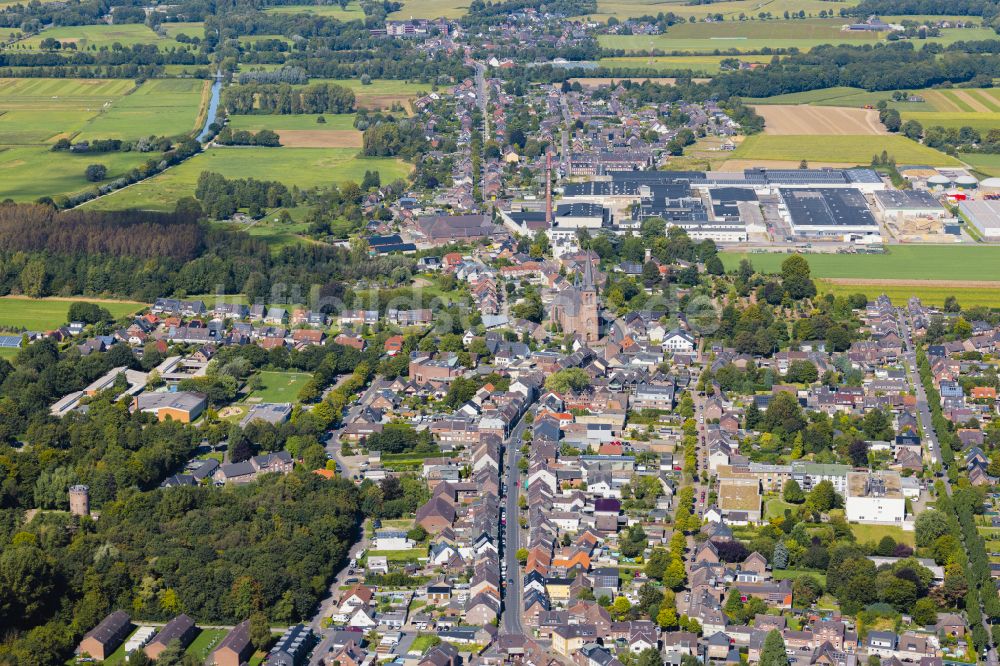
[501,406,534,637]
[897,308,998,666]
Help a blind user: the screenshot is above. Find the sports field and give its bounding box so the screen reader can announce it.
[599,54,774,74]
[18,24,192,51]
[85,147,411,211]
[0,297,143,330]
[730,134,958,165]
[753,105,885,135]
[266,2,365,19]
[247,370,311,403]
[721,246,1000,281]
[599,19,883,54]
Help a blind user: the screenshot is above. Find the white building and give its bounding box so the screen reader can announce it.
[662,330,695,352]
[845,471,906,523]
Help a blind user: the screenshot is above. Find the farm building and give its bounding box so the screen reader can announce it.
[872,189,948,221]
[778,188,880,237]
[959,199,1000,240]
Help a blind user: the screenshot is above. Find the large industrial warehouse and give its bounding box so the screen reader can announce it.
[959,200,1000,240]
[779,188,880,237]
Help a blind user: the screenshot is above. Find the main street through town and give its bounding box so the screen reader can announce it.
[501,404,534,637]
[897,308,998,666]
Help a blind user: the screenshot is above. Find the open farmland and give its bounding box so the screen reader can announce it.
[0,145,150,201]
[814,279,1000,308]
[730,133,958,165]
[387,0,468,19]
[721,246,1000,282]
[17,24,192,50]
[310,78,428,112]
[599,54,773,74]
[0,297,143,330]
[0,78,135,143]
[84,146,411,211]
[158,22,205,39]
[266,2,364,19]
[753,105,886,135]
[599,19,882,54]
[77,78,208,140]
[577,0,860,20]
[228,113,361,147]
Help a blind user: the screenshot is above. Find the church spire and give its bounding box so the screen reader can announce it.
[582,255,596,290]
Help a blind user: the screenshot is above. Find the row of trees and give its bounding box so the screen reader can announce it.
[222,81,355,115]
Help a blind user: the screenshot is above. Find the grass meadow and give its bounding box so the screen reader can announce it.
[730,133,958,165]
[577,0,859,20]
[84,147,411,211]
[0,297,143,330]
[599,54,774,73]
[266,2,365,19]
[599,18,882,53]
[387,0,468,18]
[76,78,208,140]
[17,24,193,50]
[721,246,1000,281]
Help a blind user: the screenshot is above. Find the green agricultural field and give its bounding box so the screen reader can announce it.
[578,0,859,20]
[267,2,365,19]
[745,86,935,111]
[84,147,411,211]
[228,113,357,131]
[0,145,151,202]
[0,297,143,330]
[599,54,773,74]
[0,78,136,144]
[388,0,468,19]
[18,24,191,50]
[78,78,209,140]
[815,279,1000,309]
[721,246,1000,281]
[312,78,429,96]
[960,153,1000,177]
[901,112,1000,132]
[599,18,882,54]
[159,22,205,39]
[849,523,915,547]
[730,133,958,165]
[248,370,311,403]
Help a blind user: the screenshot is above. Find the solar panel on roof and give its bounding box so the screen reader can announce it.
[0,336,21,348]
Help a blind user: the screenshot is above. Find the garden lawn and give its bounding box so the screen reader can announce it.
[765,498,796,519]
[184,629,227,661]
[772,569,827,586]
[730,134,958,165]
[849,523,915,547]
[410,634,440,654]
[721,246,1000,281]
[247,370,311,403]
[366,548,423,562]
[0,297,143,330]
[84,147,411,211]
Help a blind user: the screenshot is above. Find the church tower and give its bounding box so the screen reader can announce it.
[579,258,599,341]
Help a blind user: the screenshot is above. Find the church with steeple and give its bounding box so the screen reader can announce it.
[550,258,600,343]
